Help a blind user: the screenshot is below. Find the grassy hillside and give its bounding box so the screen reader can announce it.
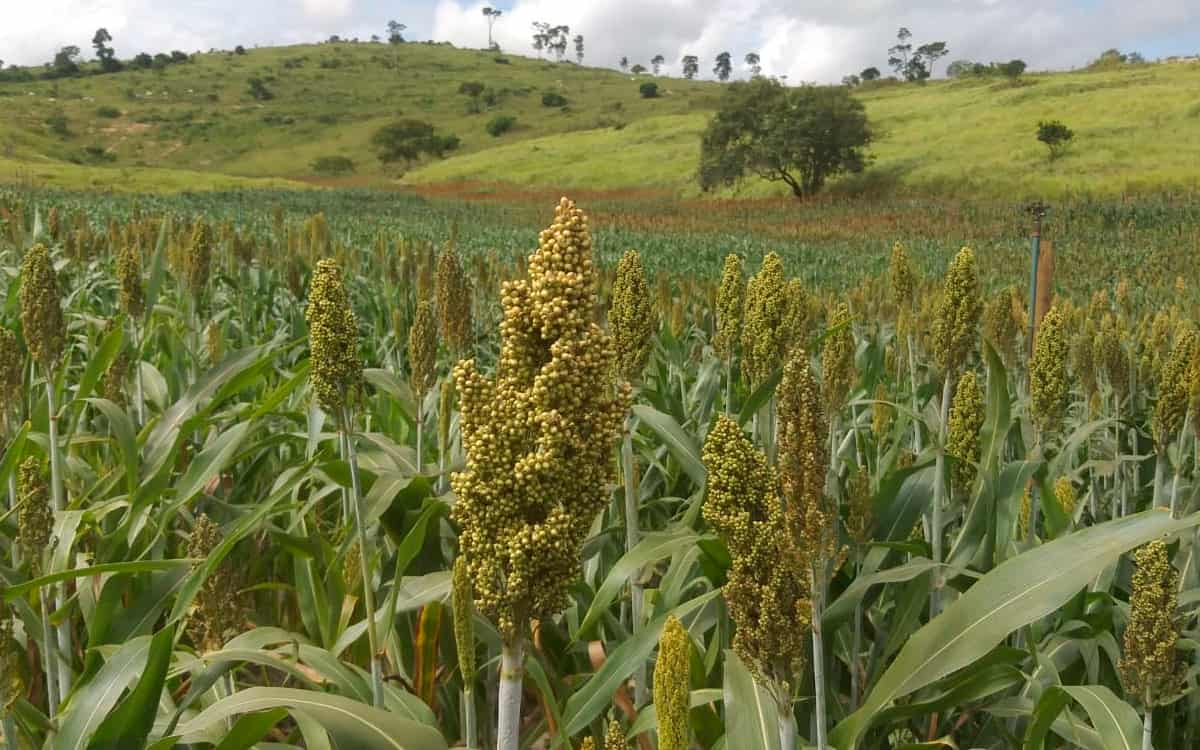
[1,40,1197,196]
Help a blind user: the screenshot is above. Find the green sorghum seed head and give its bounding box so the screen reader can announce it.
[0,590,22,719]
[305,259,362,417]
[0,328,23,419]
[1071,317,1098,397]
[452,556,476,680]
[714,253,744,362]
[983,285,1021,368]
[18,458,51,574]
[741,252,788,387]
[103,345,129,406]
[19,243,65,371]
[604,718,626,750]
[580,738,596,750]
[610,249,655,383]
[185,218,213,297]
[933,247,981,376]
[1030,306,1070,438]
[1095,313,1129,396]
[888,241,915,316]
[435,245,474,357]
[1053,477,1076,518]
[844,469,873,548]
[654,616,690,750]
[821,302,855,412]
[1119,541,1184,708]
[1153,326,1196,447]
[782,278,810,355]
[343,540,362,591]
[187,514,244,652]
[451,198,629,643]
[702,415,810,693]
[204,320,223,365]
[947,369,984,496]
[409,299,439,398]
[871,383,892,440]
[117,241,145,319]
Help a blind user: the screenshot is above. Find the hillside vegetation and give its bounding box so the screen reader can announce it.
[1,40,1198,196]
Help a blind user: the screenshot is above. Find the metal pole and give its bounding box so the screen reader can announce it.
[1025,201,1047,358]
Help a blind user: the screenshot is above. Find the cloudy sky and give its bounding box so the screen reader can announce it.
[3,0,1198,83]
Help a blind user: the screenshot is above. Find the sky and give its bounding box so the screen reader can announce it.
[2,0,1198,83]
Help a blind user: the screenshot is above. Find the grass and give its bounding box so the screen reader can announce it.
[1,42,1197,197]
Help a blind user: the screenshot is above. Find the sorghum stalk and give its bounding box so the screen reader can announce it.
[343,409,384,706]
[453,558,478,749]
[811,584,828,750]
[409,299,438,471]
[1153,327,1194,511]
[610,249,655,705]
[496,641,525,750]
[931,376,951,613]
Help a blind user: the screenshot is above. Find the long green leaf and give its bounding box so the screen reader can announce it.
[632,405,705,488]
[53,636,152,750]
[87,625,176,750]
[722,650,782,750]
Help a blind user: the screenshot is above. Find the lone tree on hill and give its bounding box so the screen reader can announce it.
[93,28,120,72]
[482,7,502,49]
[714,51,732,81]
[745,52,761,77]
[651,54,665,75]
[681,55,699,79]
[1037,120,1074,161]
[574,34,584,64]
[371,119,459,166]
[698,77,872,197]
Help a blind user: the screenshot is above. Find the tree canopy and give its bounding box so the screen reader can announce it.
[698,77,872,197]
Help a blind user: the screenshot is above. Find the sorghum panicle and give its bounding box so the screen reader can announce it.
[1030,306,1070,437]
[19,243,65,370]
[0,329,23,420]
[782,278,810,354]
[820,303,855,412]
[888,242,915,323]
[714,254,744,362]
[703,416,810,692]
[185,219,213,299]
[1095,313,1129,396]
[451,198,629,641]
[117,241,145,319]
[946,369,984,496]
[452,556,476,680]
[983,285,1020,368]
[0,592,22,719]
[17,458,52,574]
[741,253,788,387]
[932,247,982,376]
[186,514,244,652]
[1119,541,1184,708]
[654,616,690,750]
[409,299,439,398]
[305,259,362,417]
[1053,477,1076,518]
[609,250,655,383]
[1153,326,1196,448]
[604,718,626,750]
[435,245,475,357]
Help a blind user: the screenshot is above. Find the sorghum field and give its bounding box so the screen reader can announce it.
[1,185,1200,750]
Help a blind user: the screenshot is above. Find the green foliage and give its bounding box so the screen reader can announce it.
[371,119,460,164]
[95,105,121,119]
[246,77,274,101]
[541,91,567,107]
[639,82,659,99]
[486,114,516,137]
[310,155,356,176]
[1037,119,1074,160]
[698,77,871,197]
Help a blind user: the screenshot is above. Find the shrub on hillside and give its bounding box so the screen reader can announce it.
[247,77,274,101]
[486,114,516,137]
[310,155,356,175]
[542,91,567,107]
[1037,120,1074,161]
[96,105,121,119]
[639,82,659,99]
[371,119,460,164]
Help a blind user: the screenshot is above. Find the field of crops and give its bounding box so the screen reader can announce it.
[1,186,1199,750]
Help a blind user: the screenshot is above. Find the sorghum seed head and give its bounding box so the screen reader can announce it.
[983,285,1021,369]
[1119,541,1184,708]
[605,718,626,750]
[452,556,476,680]
[451,198,629,643]
[409,299,439,398]
[1030,306,1070,438]
[0,328,23,419]
[820,303,855,412]
[0,591,22,719]
[609,250,655,383]
[305,259,362,417]
[436,245,474,357]
[947,369,984,496]
[19,243,65,370]
[185,218,213,298]
[871,383,892,440]
[18,458,52,575]
[1095,313,1129,396]
[1153,326,1196,447]
[117,241,145,319]
[1053,477,1076,518]
[654,616,690,750]
[741,253,788,387]
[714,254,744,362]
[187,514,244,652]
[932,247,981,376]
[782,278,810,355]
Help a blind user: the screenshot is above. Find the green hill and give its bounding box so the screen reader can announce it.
[1,41,1198,196]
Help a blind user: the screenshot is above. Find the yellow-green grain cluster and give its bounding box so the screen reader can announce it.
[820,302,855,412]
[305,259,362,416]
[17,458,51,574]
[609,249,655,382]
[184,218,213,299]
[0,592,20,718]
[932,247,981,376]
[702,415,809,692]
[714,253,744,362]
[1153,326,1196,447]
[452,556,476,680]
[604,718,626,750]
[0,329,22,420]
[888,242,915,322]
[19,243,65,370]
[186,514,244,652]
[435,245,474,357]
[117,241,145,319]
[946,370,984,495]
[409,299,439,398]
[653,616,690,750]
[741,252,788,387]
[1095,313,1129,396]
[782,278,810,354]
[1119,541,1184,708]
[983,285,1020,367]
[1030,306,1069,437]
[451,198,629,641]
[1054,477,1076,518]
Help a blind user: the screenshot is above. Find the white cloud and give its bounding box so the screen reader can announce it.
[301,0,354,19]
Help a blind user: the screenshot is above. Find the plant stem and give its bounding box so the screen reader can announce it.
[851,549,863,712]
[497,639,525,750]
[778,704,797,750]
[1153,447,1167,509]
[45,373,72,699]
[415,397,424,474]
[40,587,60,717]
[725,357,733,415]
[766,395,778,466]
[930,376,951,617]
[811,581,828,750]
[2,715,16,749]
[907,334,922,454]
[621,421,646,707]
[133,322,146,427]
[7,474,17,569]
[342,414,385,708]
[1142,705,1153,750]
[464,685,478,750]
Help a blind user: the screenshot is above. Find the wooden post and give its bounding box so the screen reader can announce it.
[1033,239,1055,344]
